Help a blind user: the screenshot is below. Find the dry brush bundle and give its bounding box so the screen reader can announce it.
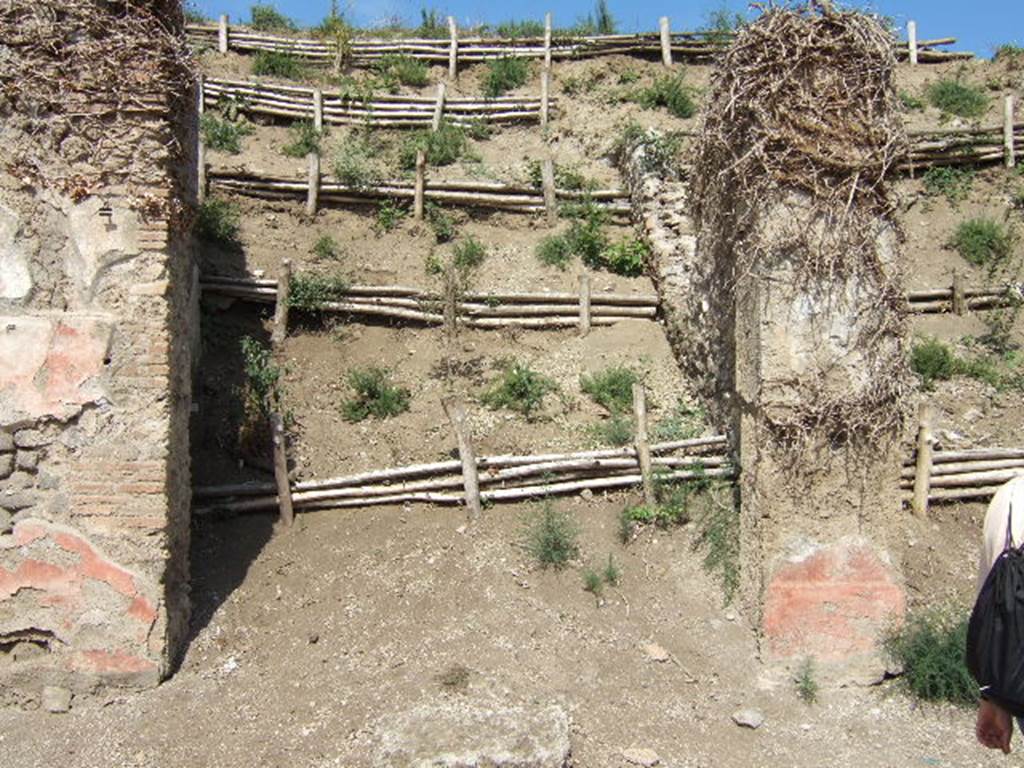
[0,0,192,212]
[693,2,911,448]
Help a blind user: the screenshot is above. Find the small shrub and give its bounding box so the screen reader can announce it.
[196,198,240,246]
[926,78,989,119]
[536,234,573,270]
[618,69,640,85]
[400,121,467,169]
[525,160,592,192]
[601,238,648,277]
[580,365,639,414]
[250,4,294,31]
[341,367,411,422]
[288,273,350,311]
[481,360,557,418]
[253,50,303,78]
[588,413,634,447]
[334,136,380,189]
[884,605,975,706]
[312,234,342,261]
[701,4,745,45]
[995,44,1024,64]
[282,120,324,158]
[240,335,283,417]
[376,54,430,88]
[463,119,491,140]
[899,90,924,110]
[375,199,407,233]
[635,74,698,119]
[200,113,254,154]
[602,554,621,586]
[910,337,956,389]
[582,567,604,597]
[950,218,1013,268]
[521,504,580,569]
[495,19,546,38]
[567,214,609,269]
[922,166,974,205]
[620,469,712,542]
[795,658,818,704]
[482,57,530,98]
[417,8,447,38]
[589,0,616,34]
[1012,187,1024,211]
[426,202,456,243]
[452,236,486,270]
[691,481,739,603]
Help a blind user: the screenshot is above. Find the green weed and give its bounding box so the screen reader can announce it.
[375,198,408,233]
[601,238,648,277]
[922,166,974,205]
[312,234,342,261]
[884,605,975,706]
[910,337,956,389]
[587,413,634,447]
[690,480,739,603]
[288,273,350,311]
[652,399,705,441]
[482,57,530,98]
[481,360,557,418]
[252,50,303,78]
[525,160,593,192]
[334,135,380,189]
[926,77,989,119]
[282,120,324,158]
[494,19,546,38]
[899,90,925,110]
[634,74,698,119]
[452,236,486,270]
[602,554,621,586]
[250,4,295,31]
[376,54,430,88]
[536,234,573,270]
[196,198,241,246]
[580,365,639,414]
[417,8,447,38]
[200,113,254,154]
[994,44,1024,64]
[400,121,467,169]
[950,218,1013,268]
[426,202,456,243]
[240,335,284,417]
[341,367,411,421]
[521,504,580,570]
[587,0,616,34]
[582,567,604,597]
[701,4,745,45]
[612,123,684,177]
[795,658,818,704]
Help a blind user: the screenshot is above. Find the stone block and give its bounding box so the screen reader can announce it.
[14,429,49,448]
[0,202,32,301]
[41,686,72,713]
[762,539,904,665]
[0,315,111,423]
[0,453,12,480]
[0,431,13,452]
[15,450,38,473]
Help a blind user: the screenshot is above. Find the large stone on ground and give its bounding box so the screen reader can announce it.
[374,699,571,767]
[762,538,904,676]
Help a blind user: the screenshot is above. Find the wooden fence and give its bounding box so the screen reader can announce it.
[202,274,658,330]
[905,109,1021,171]
[206,169,631,217]
[187,16,969,66]
[203,76,555,128]
[906,280,1023,315]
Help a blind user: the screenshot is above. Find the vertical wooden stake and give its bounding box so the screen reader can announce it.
[448,16,458,80]
[443,397,482,522]
[541,158,557,226]
[632,384,655,506]
[196,76,207,204]
[659,17,673,68]
[312,88,323,132]
[907,20,918,66]
[270,412,294,527]
[272,259,292,347]
[414,149,426,220]
[911,403,934,518]
[578,273,591,336]
[1005,95,1016,169]
[432,82,447,132]
[540,67,551,128]
[218,14,229,54]
[952,271,966,316]
[543,12,552,70]
[306,152,320,217]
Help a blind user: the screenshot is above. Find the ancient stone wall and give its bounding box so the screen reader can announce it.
[0,0,196,706]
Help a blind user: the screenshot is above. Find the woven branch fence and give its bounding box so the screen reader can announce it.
[903,118,1022,172]
[203,274,658,329]
[207,170,631,216]
[203,77,555,128]
[186,19,968,65]
[906,281,1024,314]
[193,435,732,514]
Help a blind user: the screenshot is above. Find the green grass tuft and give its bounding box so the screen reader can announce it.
[288,273,350,311]
[200,113,254,154]
[652,399,705,442]
[588,413,634,447]
[910,337,956,389]
[950,218,1013,268]
[334,135,380,189]
[312,234,342,261]
[282,120,324,158]
[601,238,648,277]
[635,74,699,119]
[400,121,467,169]
[521,504,580,570]
[884,605,975,706]
[535,235,573,270]
[580,365,639,414]
[582,567,604,597]
[925,78,989,119]
[922,166,974,205]
[376,54,430,89]
[425,202,456,243]
[240,335,284,417]
[250,3,295,31]
[341,367,411,422]
[795,658,818,704]
[494,19,546,38]
[375,199,408,233]
[602,554,621,586]
[253,50,303,78]
[452,236,486,270]
[481,360,557,418]
[482,57,530,98]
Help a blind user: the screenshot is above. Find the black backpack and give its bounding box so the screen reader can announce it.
[967,504,1024,717]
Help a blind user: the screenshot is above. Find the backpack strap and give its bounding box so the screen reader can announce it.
[1007,502,1016,551]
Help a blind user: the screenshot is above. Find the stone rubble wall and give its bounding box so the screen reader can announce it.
[0,26,197,704]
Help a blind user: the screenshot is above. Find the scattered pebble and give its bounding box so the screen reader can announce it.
[622,746,660,766]
[642,643,671,663]
[732,708,765,729]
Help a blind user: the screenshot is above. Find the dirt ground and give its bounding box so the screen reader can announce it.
[3,38,1024,768]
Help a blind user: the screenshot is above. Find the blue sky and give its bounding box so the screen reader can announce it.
[192,0,1023,59]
